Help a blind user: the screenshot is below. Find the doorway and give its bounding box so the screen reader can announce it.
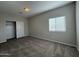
[6,21,16,39]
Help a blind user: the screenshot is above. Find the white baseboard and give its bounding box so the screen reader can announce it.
[0,39,7,43]
[77,48,79,52]
[30,35,76,47]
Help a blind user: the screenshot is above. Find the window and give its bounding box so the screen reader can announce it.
[49,16,66,32]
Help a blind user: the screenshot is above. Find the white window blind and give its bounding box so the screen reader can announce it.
[49,16,66,32]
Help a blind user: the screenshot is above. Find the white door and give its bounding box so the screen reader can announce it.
[16,21,24,38]
[6,21,15,39]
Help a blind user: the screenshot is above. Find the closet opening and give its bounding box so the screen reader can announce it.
[6,21,16,40]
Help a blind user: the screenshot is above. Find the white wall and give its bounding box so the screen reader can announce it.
[76,1,79,51]
[0,15,6,43]
[29,3,76,47]
[0,13,29,43]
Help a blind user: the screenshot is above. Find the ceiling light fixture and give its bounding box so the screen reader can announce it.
[24,8,30,12]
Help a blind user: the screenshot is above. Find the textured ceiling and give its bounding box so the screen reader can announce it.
[0,1,73,18]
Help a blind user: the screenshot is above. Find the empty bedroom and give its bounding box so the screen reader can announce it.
[0,1,79,57]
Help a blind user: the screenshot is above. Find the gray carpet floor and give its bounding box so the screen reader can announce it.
[0,36,79,57]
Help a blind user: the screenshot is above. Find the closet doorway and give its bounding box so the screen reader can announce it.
[6,21,16,39]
